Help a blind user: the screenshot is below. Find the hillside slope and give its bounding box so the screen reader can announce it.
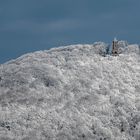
[0,43,140,140]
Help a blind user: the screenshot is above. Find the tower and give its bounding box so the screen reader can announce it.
[112,37,119,56]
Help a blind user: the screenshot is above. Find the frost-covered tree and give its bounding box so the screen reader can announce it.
[0,43,139,139]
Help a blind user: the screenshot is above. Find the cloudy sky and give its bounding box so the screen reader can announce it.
[0,0,140,63]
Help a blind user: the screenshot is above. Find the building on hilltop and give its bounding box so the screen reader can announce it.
[112,37,119,56]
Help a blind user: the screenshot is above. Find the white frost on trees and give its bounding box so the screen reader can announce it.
[0,42,140,140]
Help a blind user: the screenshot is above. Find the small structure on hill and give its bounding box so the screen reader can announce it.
[112,38,119,56]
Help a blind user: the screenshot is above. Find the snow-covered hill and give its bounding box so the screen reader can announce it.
[0,43,140,140]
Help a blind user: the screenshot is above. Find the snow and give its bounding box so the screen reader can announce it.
[0,42,140,140]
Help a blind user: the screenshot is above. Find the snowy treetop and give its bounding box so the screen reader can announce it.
[0,42,140,140]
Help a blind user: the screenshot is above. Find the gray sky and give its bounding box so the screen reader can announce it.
[0,0,140,63]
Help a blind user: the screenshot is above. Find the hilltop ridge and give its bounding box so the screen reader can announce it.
[0,42,140,140]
